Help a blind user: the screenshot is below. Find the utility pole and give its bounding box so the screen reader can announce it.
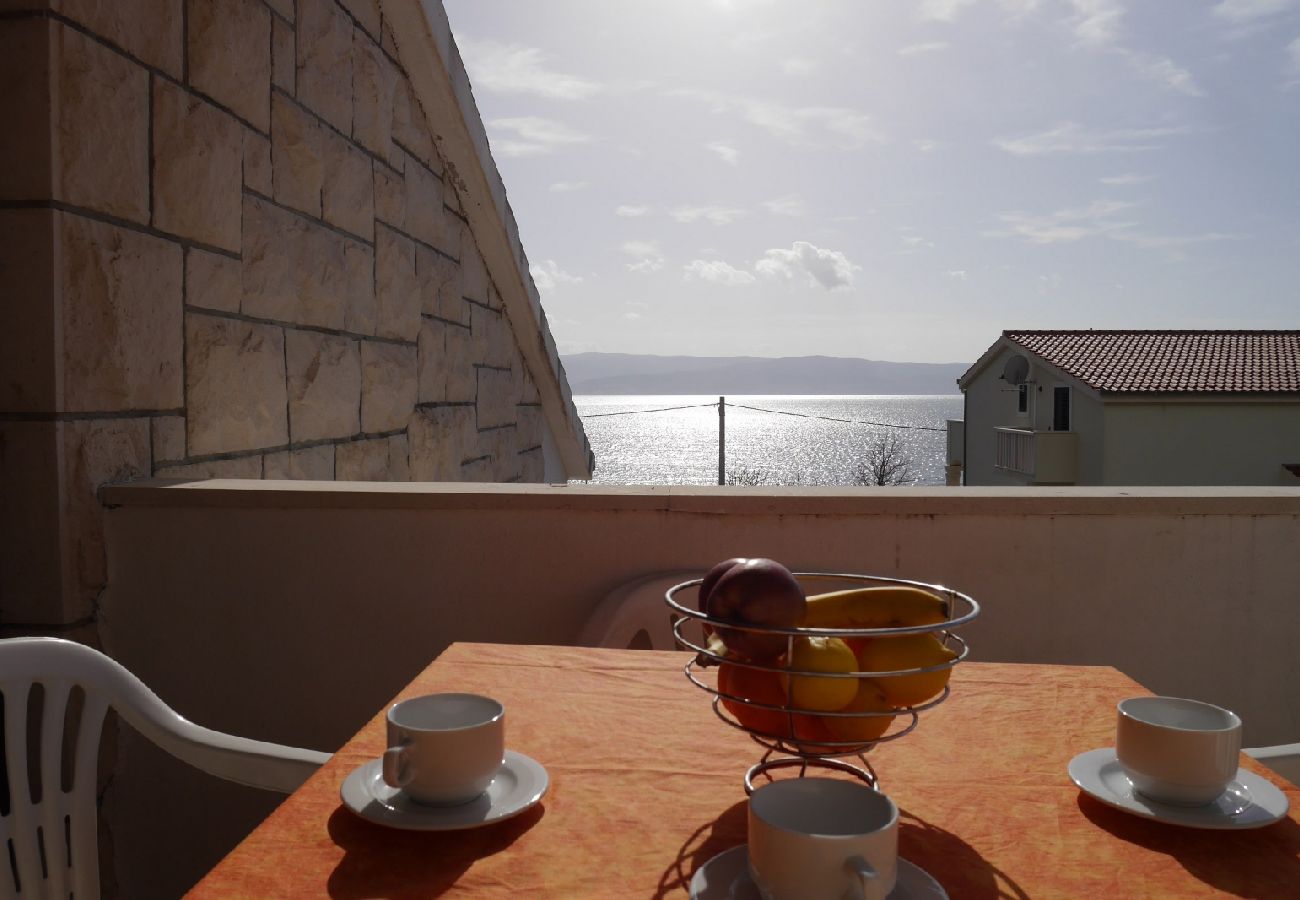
[717,396,725,485]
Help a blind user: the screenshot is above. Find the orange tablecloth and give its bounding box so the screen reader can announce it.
[189,644,1300,898]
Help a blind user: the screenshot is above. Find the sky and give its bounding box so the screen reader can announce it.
[441,0,1300,364]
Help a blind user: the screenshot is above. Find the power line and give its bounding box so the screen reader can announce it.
[580,399,948,432]
[580,402,719,418]
[725,402,947,432]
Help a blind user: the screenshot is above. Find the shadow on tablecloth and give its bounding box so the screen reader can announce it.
[898,808,1030,900]
[1077,794,1300,899]
[656,800,748,899]
[324,802,545,898]
[656,802,1027,899]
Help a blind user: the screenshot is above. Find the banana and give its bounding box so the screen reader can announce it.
[801,586,947,630]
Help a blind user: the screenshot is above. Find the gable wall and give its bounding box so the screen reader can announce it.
[0,0,574,631]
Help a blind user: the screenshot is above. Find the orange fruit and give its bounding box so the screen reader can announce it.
[718,661,791,738]
[824,679,896,744]
[789,712,843,755]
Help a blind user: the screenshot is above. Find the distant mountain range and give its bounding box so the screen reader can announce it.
[563,353,970,395]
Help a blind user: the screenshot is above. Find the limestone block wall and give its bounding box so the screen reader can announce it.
[0,0,582,631]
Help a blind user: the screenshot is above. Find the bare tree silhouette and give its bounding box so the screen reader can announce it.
[853,432,914,486]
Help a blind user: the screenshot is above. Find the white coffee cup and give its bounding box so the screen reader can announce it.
[1116,696,1242,806]
[381,693,505,806]
[747,778,898,900]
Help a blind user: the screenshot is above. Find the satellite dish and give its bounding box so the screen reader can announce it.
[1001,355,1030,385]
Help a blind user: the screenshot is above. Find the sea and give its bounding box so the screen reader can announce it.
[573,395,963,486]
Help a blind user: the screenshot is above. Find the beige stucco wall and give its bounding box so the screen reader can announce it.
[98,481,1300,896]
[1104,401,1300,485]
[0,1,590,634]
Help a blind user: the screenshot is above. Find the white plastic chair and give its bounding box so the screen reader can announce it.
[578,571,706,651]
[0,637,330,899]
[1244,743,1300,787]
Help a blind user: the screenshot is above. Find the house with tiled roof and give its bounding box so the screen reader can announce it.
[950,330,1300,486]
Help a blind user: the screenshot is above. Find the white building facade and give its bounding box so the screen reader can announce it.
[953,330,1300,486]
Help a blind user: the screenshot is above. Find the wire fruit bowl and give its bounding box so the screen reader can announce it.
[664,572,980,792]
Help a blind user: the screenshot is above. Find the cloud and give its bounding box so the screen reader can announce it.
[1128,53,1204,96]
[549,181,590,192]
[530,260,583,293]
[670,204,748,226]
[946,270,970,280]
[1068,0,1126,45]
[898,41,951,56]
[919,0,978,22]
[672,88,882,149]
[706,141,740,165]
[1058,3,1205,96]
[913,138,940,152]
[1060,3,1204,96]
[489,117,591,157]
[987,199,1139,244]
[780,57,817,75]
[897,227,935,250]
[999,0,1043,14]
[1213,0,1298,22]
[808,108,881,146]
[993,122,1190,155]
[622,240,664,273]
[683,259,757,286]
[622,240,660,257]
[756,241,859,290]
[1099,172,1153,185]
[616,205,651,217]
[1288,35,1300,79]
[458,40,601,100]
[763,195,806,216]
[988,200,1246,256]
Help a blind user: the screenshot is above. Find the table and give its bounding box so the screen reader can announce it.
[189,644,1300,898]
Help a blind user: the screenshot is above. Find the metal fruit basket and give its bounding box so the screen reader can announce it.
[664,572,980,792]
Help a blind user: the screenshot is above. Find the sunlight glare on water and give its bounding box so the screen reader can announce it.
[573,395,963,486]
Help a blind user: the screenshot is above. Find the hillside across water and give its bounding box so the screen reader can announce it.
[564,353,970,396]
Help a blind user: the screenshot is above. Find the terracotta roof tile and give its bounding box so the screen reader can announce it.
[1003,330,1300,394]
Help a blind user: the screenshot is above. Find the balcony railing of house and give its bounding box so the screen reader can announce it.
[995,427,1078,483]
[996,426,1036,474]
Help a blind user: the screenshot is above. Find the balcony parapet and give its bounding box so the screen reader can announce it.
[101,479,1300,516]
[995,427,1078,484]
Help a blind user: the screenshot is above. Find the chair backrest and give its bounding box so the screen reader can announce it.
[578,571,706,651]
[0,641,107,899]
[0,638,329,899]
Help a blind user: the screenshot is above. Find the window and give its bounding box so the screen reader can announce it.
[1017,383,1028,414]
[1052,387,1070,431]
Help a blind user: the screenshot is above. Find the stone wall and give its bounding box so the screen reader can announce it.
[0,0,575,632]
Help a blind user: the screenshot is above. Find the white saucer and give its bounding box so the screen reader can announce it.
[690,845,947,900]
[340,750,548,830]
[1068,747,1290,830]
